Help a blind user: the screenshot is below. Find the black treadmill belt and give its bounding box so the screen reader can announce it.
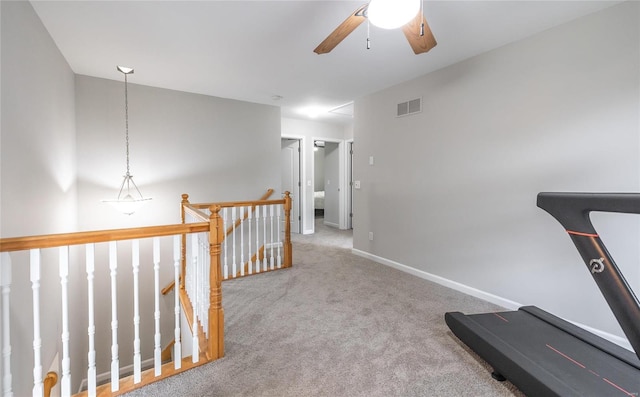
[445,306,640,397]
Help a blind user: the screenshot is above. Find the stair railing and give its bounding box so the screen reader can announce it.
[181,191,292,282]
[0,190,293,397]
[0,205,212,397]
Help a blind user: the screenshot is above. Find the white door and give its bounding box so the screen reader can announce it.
[281,139,301,233]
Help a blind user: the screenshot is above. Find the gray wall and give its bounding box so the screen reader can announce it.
[1,1,77,394]
[74,75,281,381]
[76,75,281,230]
[353,1,639,341]
[0,4,282,392]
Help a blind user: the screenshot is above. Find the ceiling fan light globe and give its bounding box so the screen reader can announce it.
[368,0,421,30]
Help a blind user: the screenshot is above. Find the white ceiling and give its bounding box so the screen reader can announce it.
[31,0,623,125]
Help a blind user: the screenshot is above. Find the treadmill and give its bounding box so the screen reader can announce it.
[445,193,640,396]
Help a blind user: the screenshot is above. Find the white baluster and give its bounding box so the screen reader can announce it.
[262,205,268,272]
[173,236,182,369]
[232,206,237,278]
[191,235,199,363]
[132,240,141,384]
[240,206,245,277]
[30,250,43,397]
[248,206,253,274]
[269,204,275,270]
[223,208,228,280]
[199,234,205,332]
[59,247,71,397]
[109,241,119,392]
[86,244,97,396]
[153,238,162,376]
[277,204,282,268]
[201,233,210,337]
[185,235,192,301]
[255,206,260,273]
[1,253,13,397]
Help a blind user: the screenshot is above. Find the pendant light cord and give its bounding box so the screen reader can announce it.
[124,72,131,177]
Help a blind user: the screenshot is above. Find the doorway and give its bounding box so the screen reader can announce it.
[347,141,353,230]
[281,138,301,233]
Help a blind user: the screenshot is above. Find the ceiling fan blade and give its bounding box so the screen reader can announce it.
[402,12,437,55]
[314,4,368,54]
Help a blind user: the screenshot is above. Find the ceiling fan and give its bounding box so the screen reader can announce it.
[314,0,437,55]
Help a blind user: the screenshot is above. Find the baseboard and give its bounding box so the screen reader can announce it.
[351,248,521,310]
[265,242,283,249]
[569,320,632,351]
[351,248,633,351]
[323,220,339,228]
[77,357,155,393]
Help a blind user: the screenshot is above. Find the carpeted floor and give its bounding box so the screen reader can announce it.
[125,219,525,396]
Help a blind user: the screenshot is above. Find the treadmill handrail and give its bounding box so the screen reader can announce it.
[537,192,640,234]
[537,192,640,360]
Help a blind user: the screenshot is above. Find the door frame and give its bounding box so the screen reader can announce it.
[312,136,350,231]
[281,135,304,233]
[344,139,354,230]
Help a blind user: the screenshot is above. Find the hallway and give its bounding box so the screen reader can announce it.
[291,218,353,249]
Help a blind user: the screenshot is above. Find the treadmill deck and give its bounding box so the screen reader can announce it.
[445,306,640,397]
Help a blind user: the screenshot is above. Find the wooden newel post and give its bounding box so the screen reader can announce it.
[208,205,225,359]
[283,191,293,268]
[180,194,189,290]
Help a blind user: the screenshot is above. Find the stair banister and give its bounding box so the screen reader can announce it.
[208,205,225,360]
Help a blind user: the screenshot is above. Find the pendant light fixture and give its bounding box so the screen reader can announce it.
[102,65,152,215]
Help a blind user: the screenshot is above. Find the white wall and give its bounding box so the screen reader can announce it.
[281,117,352,233]
[1,1,77,394]
[353,1,639,341]
[314,147,325,191]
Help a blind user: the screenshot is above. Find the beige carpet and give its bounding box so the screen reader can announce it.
[125,219,524,396]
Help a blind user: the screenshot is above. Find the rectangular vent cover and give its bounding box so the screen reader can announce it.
[396,98,422,117]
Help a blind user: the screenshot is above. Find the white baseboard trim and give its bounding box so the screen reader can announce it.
[351,248,633,351]
[569,321,632,351]
[351,248,521,310]
[77,357,155,394]
[323,220,339,228]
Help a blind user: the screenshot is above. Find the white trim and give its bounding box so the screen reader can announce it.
[323,221,340,229]
[281,135,305,234]
[311,136,347,231]
[344,138,354,230]
[351,248,634,351]
[569,321,632,351]
[352,248,521,310]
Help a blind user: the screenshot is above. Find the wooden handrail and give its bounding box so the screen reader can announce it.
[167,189,276,294]
[161,340,175,363]
[161,279,178,295]
[0,222,209,253]
[191,197,284,210]
[183,205,209,222]
[225,189,275,236]
[44,371,58,397]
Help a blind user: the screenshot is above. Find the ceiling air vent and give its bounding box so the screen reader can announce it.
[396,97,422,117]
